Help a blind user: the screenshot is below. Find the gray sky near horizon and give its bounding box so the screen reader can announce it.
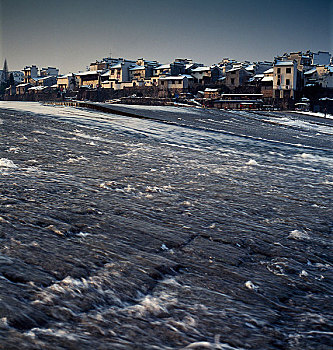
[0,0,332,74]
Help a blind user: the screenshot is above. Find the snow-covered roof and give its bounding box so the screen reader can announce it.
[16,83,30,87]
[28,86,47,91]
[129,65,145,71]
[274,61,294,66]
[226,67,241,73]
[38,75,56,80]
[155,64,171,70]
[101,70,110,77]
[245,64,255,71]
[261,76,273,82]
[191,66,210,72]
[159,75,193,80]
[109,63,122,69]
[185,63,195,69]
[51,84,58,88]
[58,73,74,78]
[304,68,317,75]
[263,68,273,74]
[76,70,103,76]
[204,88,218,92]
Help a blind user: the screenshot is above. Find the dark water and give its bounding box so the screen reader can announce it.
[0,102,332,349]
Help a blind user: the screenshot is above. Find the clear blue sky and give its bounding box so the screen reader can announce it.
[0,0,332,74]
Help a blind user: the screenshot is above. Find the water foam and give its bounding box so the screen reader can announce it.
[0,158,17,168]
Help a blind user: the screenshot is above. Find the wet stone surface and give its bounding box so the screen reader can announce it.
[0,103,332,349]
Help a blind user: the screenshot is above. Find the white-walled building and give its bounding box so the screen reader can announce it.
[40,67,59,77]
[312,51,331,66]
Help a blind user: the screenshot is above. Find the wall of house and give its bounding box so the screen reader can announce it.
[273,63,297,98]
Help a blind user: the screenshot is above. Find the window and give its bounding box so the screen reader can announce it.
[277,79,281,85]
[286,79,290,85]
[286,68,291,74]
[277,68,281,74]
[231,78,235,84]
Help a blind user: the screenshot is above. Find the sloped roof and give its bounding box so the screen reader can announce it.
[304,68,317,75]
[191,66,210,72]
[76,70,103,76]
[155,64,171,70]
[159,75,193,80]
[274,61,294,66]
[129,65,146,71]
[263,68,273,74]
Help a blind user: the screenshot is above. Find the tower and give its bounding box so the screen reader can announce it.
[1,59,9,83]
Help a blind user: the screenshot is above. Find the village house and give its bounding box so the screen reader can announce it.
[57,74,77,90]
[224,67,252,90]
[312,51,331,66]
[23,65,38,83]
[190,66,222,85]
[40,67,59,77]
[16,83,32,95]
[103,59,136,87]
[158,75,193,97]
[76,70,103,88]
[203,88,219,99]
[128,59,158,84]
[36,75,57,87]
[304,65,333,88]
[273,60,298,99]
[260,68,274,100]
[154,61,185,78]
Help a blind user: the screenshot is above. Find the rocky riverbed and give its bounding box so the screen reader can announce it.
[0,102,332,349]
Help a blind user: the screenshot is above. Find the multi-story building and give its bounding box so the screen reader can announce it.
[158,75,194,96]
[304,65,333,88]
[225,67,251,90]
[57,74,78,90]
[23,65,38,83]
[154,62,185,77]
[273,60,298,99]
[40,67,59,77]
[76,70,103,88]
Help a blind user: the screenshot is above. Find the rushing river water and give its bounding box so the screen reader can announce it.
[0,101,332,349]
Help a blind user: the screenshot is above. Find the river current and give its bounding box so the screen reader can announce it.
[0,101,332,349]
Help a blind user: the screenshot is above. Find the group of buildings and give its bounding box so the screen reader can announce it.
[1,50,333,109]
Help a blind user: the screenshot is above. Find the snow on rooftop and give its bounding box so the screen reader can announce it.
[109,63,122,69]
[76,70,103,76]
[129,65,145,71]
[16,83,30,87]
[191,66,210,72]
[159,75,193,80]
[204,88,218,92]
[263,68,273,74]
[28,86,47,91]
[274,61,294,66]
[261,76,273,82]
[155,64,171,70]
[304,68,317,75]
